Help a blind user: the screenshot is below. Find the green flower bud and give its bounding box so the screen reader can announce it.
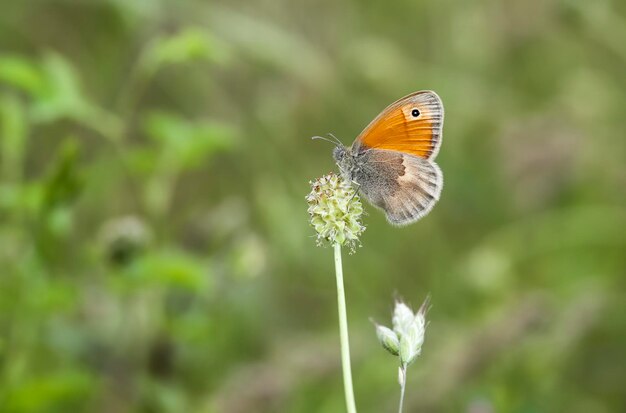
[399,334,419,366]
[375,324,400,356]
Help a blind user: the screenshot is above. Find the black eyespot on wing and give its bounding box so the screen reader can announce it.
[411,109,420,117]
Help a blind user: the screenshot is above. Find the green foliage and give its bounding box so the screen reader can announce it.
[143,28,230,70]
[143,111,235,169]
[0,1,625,413]
[125,250,212,292]
[4,371,94,413]
[0,94,27,181]
[0,56,46,96]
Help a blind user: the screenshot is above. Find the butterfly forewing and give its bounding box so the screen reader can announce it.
[353,91,443,160]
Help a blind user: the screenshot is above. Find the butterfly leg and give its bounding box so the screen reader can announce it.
[348,180,361,202]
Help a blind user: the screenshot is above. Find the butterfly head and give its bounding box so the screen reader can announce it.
[312,134,356,182]
[333,145,357,182]
[332,145,348,164]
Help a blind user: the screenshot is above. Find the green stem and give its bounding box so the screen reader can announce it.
[334,243,357,413]
[398,363,407,413]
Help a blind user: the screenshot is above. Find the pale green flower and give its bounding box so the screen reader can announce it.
[306,173,365,252]
[375,296,430,366]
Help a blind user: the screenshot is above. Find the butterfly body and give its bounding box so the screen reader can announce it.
[332,90,444,226]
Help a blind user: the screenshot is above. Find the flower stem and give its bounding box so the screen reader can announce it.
[398,364,407,413]
[334,243,357,413]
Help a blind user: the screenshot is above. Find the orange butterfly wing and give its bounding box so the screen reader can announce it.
[353,91,444,160]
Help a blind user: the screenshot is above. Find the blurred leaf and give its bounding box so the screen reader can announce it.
[32,54,120,136]
[32,53,84,120]
[42,139,82,211]
[143,27,230,74]
[141,111,236,217]
[0,94,28,182]
[35,139,83,260]
[210,8,331,86]
[0,53,122,140]
[46,206,74,239]
[126,250,211,292]
[4,371,94,413]
[140,380,188,413]
[229,232,267,279]
[0,182,45,220]
[0,55,46,96]
[143,111,236,169]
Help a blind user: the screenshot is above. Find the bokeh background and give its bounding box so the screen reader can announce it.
[1,0,625,412]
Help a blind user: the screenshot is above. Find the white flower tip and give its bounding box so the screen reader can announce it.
[418,294,431,317]
[390,296,430,365]
[392,301,415,336]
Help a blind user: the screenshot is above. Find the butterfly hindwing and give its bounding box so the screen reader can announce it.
[355,149,443,226]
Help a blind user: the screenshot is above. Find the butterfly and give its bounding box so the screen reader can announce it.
[317,91,444,226]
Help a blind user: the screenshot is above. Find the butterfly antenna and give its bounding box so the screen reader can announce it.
[327,133,344,146]
[312,135,340,147]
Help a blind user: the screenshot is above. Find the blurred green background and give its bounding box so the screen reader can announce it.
[0,0,625,412]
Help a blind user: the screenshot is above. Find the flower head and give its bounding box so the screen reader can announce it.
[306,173,365,252]
[375,296,430,366]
